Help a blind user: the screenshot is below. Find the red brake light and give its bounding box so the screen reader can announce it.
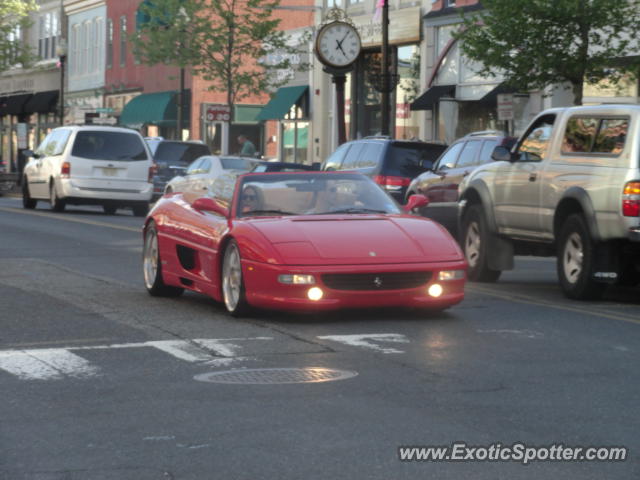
[372,175,411,191]
[148,164,157,183]
[61,161,71,178]
[622,181,640,217]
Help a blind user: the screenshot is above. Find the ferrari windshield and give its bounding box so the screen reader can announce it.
[237,172,400,217]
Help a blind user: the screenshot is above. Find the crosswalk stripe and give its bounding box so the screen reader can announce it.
[0,349,100,381]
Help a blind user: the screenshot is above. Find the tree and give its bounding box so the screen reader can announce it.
[132,0,309,144]
[0,0,37,72]
[455,0,640,105]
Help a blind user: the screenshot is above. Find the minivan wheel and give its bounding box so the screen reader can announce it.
[462,205,501,282]
[49,181,66,212]
[557,214,605,300]
[22,179,37,209]
[132,203,149,217]
[103,205,117,215]
[143,222,184,297]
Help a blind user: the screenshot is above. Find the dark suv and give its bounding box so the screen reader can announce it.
[406,131,516,236]
[322,137,447,202]
[148,140,211,201]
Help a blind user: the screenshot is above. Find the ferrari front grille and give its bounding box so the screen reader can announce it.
[321,271,432,291]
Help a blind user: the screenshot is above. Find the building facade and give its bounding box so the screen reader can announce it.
[0,0,62,177]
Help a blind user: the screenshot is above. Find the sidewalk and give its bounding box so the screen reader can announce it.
[0,173,21,198]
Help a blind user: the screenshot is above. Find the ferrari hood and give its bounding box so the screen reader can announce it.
[246,215,462,265]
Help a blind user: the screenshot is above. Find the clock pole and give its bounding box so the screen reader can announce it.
[332,72,347,145]
[381,0,390,137]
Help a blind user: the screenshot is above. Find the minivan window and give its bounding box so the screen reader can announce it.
[435,142,464,170]
[340,143,366,170]
[386,143,446,176]
[356,143,383,168]
[324,143,351,171]
[592,118,628,155]
[154,142,211,166]
[41,129,72,156]
[71,131,148,161]
[456,140,482,168]
[479,140,498,164]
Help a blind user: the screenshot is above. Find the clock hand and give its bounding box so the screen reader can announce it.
[335,40,347,55]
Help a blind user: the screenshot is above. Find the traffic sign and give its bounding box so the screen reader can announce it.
[497,93,514,121]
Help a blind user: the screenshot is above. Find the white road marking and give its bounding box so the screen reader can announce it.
[0,337,273,381]
[0,349,100,380]
[477,329,544,339]
[317,333,410,354]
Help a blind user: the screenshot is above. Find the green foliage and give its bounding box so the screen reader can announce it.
[131,0,310,113]
[0,0,37,72]
[456,0,640,105]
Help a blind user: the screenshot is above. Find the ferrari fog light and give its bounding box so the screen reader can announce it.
[307,287,324,301]
[278,274,316,285]
[428,284,443,298]
[438,270,465,281]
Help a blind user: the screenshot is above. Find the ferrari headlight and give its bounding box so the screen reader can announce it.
[428,284,443,297]
[438,270,465,281]
[278,274,316,285]
[307,287,324,301]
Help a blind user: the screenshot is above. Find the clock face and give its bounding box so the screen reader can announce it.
[316,22,362,68]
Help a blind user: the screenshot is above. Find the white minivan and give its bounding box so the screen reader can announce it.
[22,125,154,215]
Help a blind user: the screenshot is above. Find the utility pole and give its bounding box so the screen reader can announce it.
[380,0,390,136]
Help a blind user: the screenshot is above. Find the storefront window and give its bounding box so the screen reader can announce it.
[396,44,420,139]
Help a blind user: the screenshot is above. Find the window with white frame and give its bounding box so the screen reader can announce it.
[38,12,59,60]
[106,19,113,68]
[120,16,127,67]
[96,18,104,72]
[72,24,80,74]
[435,24,486,86]
[444,0,456,7]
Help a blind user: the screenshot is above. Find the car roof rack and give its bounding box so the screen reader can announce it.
[362,135,391,139]
[465,130,503,137]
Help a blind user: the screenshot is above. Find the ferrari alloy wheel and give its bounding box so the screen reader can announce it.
[462,205,501,282]
[49,181,66,212]
[222,240,249,316]
[143,222,184,297]
[22,179,37,209]
[557,214,604,300]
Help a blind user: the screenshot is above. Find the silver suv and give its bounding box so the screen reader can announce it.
[458,105,640,299]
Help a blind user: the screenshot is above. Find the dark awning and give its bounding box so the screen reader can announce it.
[256,85,308,121]
[1,93,33,115]
[410,85,455,111]
[119,90,189,128]
[24,90,59,114]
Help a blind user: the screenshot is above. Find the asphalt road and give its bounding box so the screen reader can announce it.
[0,196,638,480]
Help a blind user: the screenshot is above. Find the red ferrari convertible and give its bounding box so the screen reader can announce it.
[142,171,466,316]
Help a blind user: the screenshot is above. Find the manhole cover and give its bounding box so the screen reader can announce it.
[194,367,358,384]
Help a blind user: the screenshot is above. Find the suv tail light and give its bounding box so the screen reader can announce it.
[372,175,411,192]
[622,181,640,217]
[148,164,158,183]
[61,162,71,178]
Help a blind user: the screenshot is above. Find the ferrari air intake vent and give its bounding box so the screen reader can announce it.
[322,272,432,291]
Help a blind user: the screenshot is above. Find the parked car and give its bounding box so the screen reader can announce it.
[406,131,516,236]
[458,105,640,299]
[322,137,447,202]
[250,161,320,173]
[22,125,154,215]
[149,140,211,201]
[164,155,260,195]
[143,171,466,316]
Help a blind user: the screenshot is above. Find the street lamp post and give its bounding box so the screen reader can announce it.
[176,7,188,141]
[56,39,67,126]
[381,0,390,136]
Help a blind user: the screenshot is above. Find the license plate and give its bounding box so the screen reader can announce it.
[102,167,117,176]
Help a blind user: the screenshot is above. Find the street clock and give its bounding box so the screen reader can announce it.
[315,21,362,70]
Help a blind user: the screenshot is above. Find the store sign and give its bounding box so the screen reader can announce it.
[497,94,514,121]
[352,7,421,48]
[396,103,411,119]
[206,105,231,122]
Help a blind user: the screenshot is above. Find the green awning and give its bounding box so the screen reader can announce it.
[119,90,187,128]
[256,85,308,121]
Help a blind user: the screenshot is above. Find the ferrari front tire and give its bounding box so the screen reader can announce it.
[143,222,184,297]
[222,239,250,317]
